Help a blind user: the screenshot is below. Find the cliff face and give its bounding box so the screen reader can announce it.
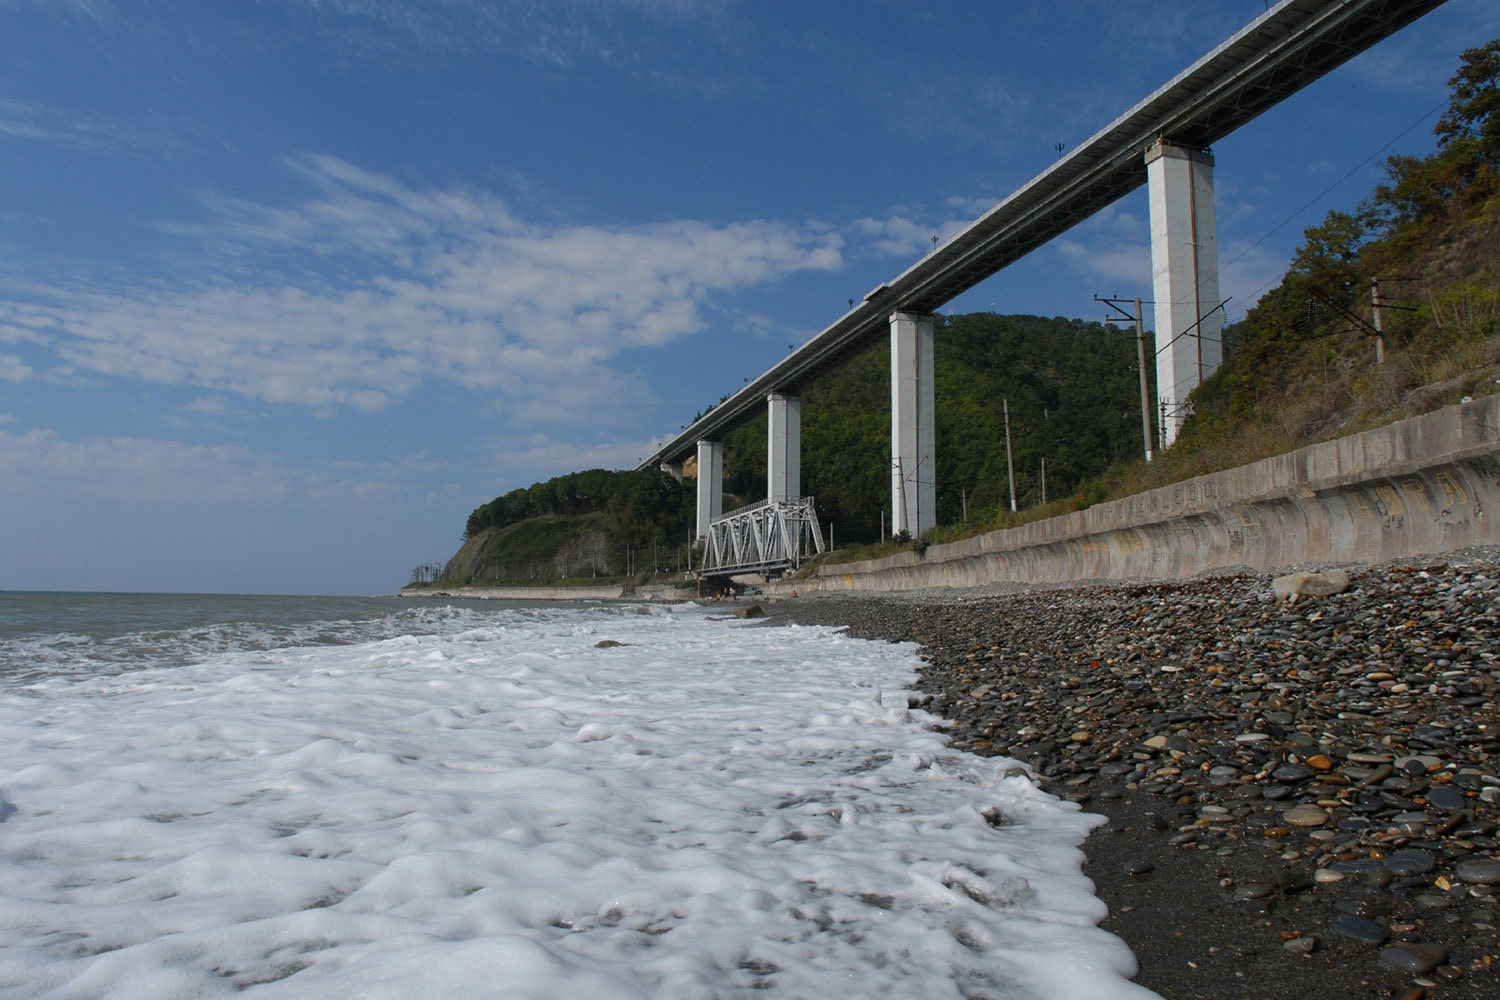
[441,517,611,585]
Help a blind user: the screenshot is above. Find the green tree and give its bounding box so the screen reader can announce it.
[1365,39,1500,238]
[1436,39,1500,166]
[1288,210,1365,299]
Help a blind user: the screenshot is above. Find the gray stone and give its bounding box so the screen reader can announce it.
[1395,754,1443,774]
[1454,858,1500,885]
[1378,942,1447,974]
[1330,914,1388,945]
[1382,850,1436,878]
[1233,881,1274,900]
[1427,785,1467,811]
[1283,936,1318,957]
[1283,804,1328,827]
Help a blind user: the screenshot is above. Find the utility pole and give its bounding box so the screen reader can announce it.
[1040,457,1047,506]
[1095,294,1154,462]
[1003,398,1017,513]
[1308,283,1413,366]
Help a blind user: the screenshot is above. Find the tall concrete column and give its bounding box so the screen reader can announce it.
[890,311,936,538]
[1146,139,1221,448]
[695,439,723,540]
[767,392,801,501]
[660,459,683,483]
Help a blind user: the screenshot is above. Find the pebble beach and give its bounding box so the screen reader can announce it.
[766,549,1500,999]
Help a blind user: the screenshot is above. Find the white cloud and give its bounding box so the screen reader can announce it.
[0,428,294,504]
[0,1,123,27]
[0,320,51,344]
[1054,234,1290,325]
[4,154,845,421]
[944,194,999,217]
[1216,238,1292,320]
[1055,237,1151,291]
[0,353,31,381]
[1347,2,1500,96]
[1050,203,1154,291]
[480,431,666,482]
[850,210,976,260]
[0,96,180,157]
[184,395,229,415]
[271,0,735,66]
[0,426,449,509]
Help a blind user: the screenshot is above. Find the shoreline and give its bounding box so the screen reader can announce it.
[399,582,691,602]
[764,552,1500,998]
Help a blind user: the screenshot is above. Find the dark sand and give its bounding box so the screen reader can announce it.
[761,555,1500,999]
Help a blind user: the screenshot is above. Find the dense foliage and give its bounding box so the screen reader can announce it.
[465,468,691,540]
[459,468,695,579]
[719,313,1150,542]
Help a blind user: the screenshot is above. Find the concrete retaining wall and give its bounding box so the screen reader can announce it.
[767,394,1500,595]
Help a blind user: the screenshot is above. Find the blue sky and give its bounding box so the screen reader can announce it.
[2,0,1497,595]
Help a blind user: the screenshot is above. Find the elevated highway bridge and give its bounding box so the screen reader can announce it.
[636,0,1452,567]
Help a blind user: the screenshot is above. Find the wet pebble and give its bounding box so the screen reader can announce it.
[1379,942,1448,974]
[1384,850,1437,878]
[1283,804,1329,827]
[1284,935,1318,957]
[1454,858,1500,885]
[1331,914,1390,945]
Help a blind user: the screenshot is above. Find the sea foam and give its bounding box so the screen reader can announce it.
[0,602,1150,998]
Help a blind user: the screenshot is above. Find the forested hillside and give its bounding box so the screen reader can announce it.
[439,469,694,585]
[717,314,1148,541]
[423,314,1149,586]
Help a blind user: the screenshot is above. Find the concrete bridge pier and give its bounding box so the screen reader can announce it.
[890,310,936,538]
[695,439,723,540]
[660,459,683,482]
[1146,139,1221,449]
[767,392,801,501]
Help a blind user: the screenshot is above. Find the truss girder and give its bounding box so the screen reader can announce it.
[702,498,826,577]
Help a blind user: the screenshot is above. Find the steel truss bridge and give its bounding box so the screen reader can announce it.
[700,497,825,578]
[639,0,1449,475]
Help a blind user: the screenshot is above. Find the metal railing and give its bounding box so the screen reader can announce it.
[701,497,825,577]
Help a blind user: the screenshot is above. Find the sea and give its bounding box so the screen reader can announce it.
[0,591,1152,999]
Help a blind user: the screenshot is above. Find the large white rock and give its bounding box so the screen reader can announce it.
[1272,569,1351,602]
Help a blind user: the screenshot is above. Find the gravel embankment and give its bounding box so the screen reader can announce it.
[763,551,1500,999]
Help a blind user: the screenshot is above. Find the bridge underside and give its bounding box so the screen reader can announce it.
[643,0,1448,471]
